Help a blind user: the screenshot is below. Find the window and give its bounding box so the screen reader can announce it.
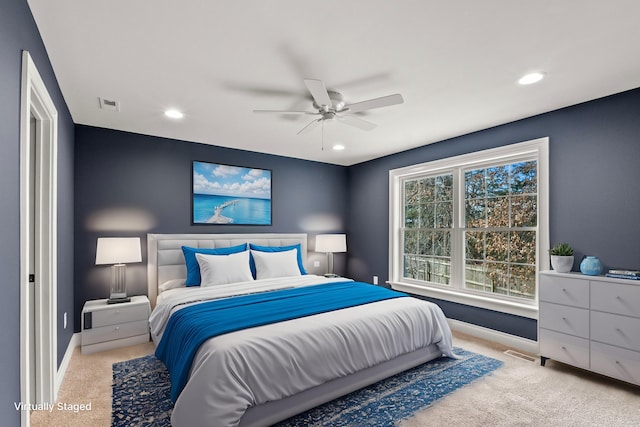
[403,175,453,285]
[389,138,549,318]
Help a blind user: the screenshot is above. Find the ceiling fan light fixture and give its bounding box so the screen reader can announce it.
[323,111,337,121]
[518,72,545,85]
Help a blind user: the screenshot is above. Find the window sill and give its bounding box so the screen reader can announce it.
[389,281,538,320]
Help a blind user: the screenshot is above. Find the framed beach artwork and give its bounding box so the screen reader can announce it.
[192,161,272,225]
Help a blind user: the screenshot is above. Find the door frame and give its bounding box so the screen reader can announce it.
[19,50,58,426]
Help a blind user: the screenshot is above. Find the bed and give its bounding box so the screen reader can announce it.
[147,233,455,427]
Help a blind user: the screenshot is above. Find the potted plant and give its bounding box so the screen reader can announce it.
[549,243,574,273]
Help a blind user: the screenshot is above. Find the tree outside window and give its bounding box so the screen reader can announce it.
[463,161,537,299]
[390,138,548,315]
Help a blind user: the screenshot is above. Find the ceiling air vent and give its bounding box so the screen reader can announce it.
[99,97,120,112]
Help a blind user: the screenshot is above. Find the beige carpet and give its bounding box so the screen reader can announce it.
[30,341,155,427]
[402,333,640,427]
[31,332,639,427]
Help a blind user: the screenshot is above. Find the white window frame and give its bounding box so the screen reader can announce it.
[389,137,549,319]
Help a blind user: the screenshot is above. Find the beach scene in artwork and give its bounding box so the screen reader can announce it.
[192,162,271,224]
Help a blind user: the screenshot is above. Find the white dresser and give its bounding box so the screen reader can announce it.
[539,271,640,386]
[81,295,150,354]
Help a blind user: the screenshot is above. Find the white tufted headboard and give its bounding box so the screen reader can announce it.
[147,233,308,307]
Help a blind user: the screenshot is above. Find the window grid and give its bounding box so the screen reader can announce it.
[403,174,453,285]
[461,161,538,300]
[400,158,538,302]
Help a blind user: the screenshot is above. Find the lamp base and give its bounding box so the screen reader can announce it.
[107,297,131,304]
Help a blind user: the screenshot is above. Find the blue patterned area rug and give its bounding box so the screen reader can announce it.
[112,355,172,426]
[112,348,502,427]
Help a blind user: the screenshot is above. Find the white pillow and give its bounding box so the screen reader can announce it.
[159,278,186,292]
[251,249,302,280]
[196,251,254,287]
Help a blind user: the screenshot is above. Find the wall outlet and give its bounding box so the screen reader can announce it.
[63,312,67,329]
[373,276,378,285]
[313,261,320,267]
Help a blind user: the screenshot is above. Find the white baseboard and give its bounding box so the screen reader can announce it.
[448,318,539,355]
[55,332,80,397]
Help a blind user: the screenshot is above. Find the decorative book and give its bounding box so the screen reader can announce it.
[606,269,640,280]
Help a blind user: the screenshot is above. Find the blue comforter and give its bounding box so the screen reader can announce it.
[155,281,408,401]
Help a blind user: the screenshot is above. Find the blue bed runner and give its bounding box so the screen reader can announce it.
[155,281,408,401]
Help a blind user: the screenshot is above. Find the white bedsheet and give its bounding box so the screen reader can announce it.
[149,276,455,427]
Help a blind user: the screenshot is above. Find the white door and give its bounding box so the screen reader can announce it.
[20,51,58,427]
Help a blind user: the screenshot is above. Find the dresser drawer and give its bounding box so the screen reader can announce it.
[539,328,590,370]
[591,311,640,352]
[539,302,589,338]
[539,274,589,308]
[591,282,640,318]
[591,341,640,386]
[82,319,149,346]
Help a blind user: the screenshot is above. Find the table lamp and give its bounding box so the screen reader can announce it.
[315,234,347,277]
[95,237,142,304]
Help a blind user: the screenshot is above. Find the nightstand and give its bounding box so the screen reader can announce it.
[81,295,150,354]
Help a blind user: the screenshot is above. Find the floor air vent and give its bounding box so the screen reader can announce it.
[503,349,537,363]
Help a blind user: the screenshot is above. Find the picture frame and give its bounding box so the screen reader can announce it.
[192,161,272,225]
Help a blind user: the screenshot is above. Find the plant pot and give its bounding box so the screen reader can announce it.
[551,255,574,273]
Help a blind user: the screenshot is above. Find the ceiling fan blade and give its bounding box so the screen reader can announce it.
[224,82,301,97]
[297,118,322,135]
[336,115,377,131]
[344,93,404,114]
[253,109,319,115]
[304,79,333,109]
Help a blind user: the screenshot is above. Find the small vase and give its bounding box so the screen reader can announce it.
[580,256,602,276]
[550,255,574,273]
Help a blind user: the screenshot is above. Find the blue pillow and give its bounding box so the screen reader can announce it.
[182,244,247,286]
[249,243,308,278]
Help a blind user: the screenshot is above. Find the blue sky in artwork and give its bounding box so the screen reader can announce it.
[193,162,271,199]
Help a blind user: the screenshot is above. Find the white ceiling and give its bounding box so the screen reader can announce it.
[28,0,640,166]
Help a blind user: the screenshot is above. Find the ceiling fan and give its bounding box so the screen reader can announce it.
[254,79,404,135]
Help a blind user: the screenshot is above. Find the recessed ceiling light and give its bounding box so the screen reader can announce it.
[518,72,545,85]
[332,143,346,151]
[164,109,184,119]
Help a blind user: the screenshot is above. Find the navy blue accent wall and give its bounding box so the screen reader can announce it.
[416,296,538,340]
[347,88,640,340]
[74,125,348,331]
[1,0,75,422]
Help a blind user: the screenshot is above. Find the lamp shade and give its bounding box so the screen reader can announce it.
[315,234,347,253]
[95,237,142,265]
